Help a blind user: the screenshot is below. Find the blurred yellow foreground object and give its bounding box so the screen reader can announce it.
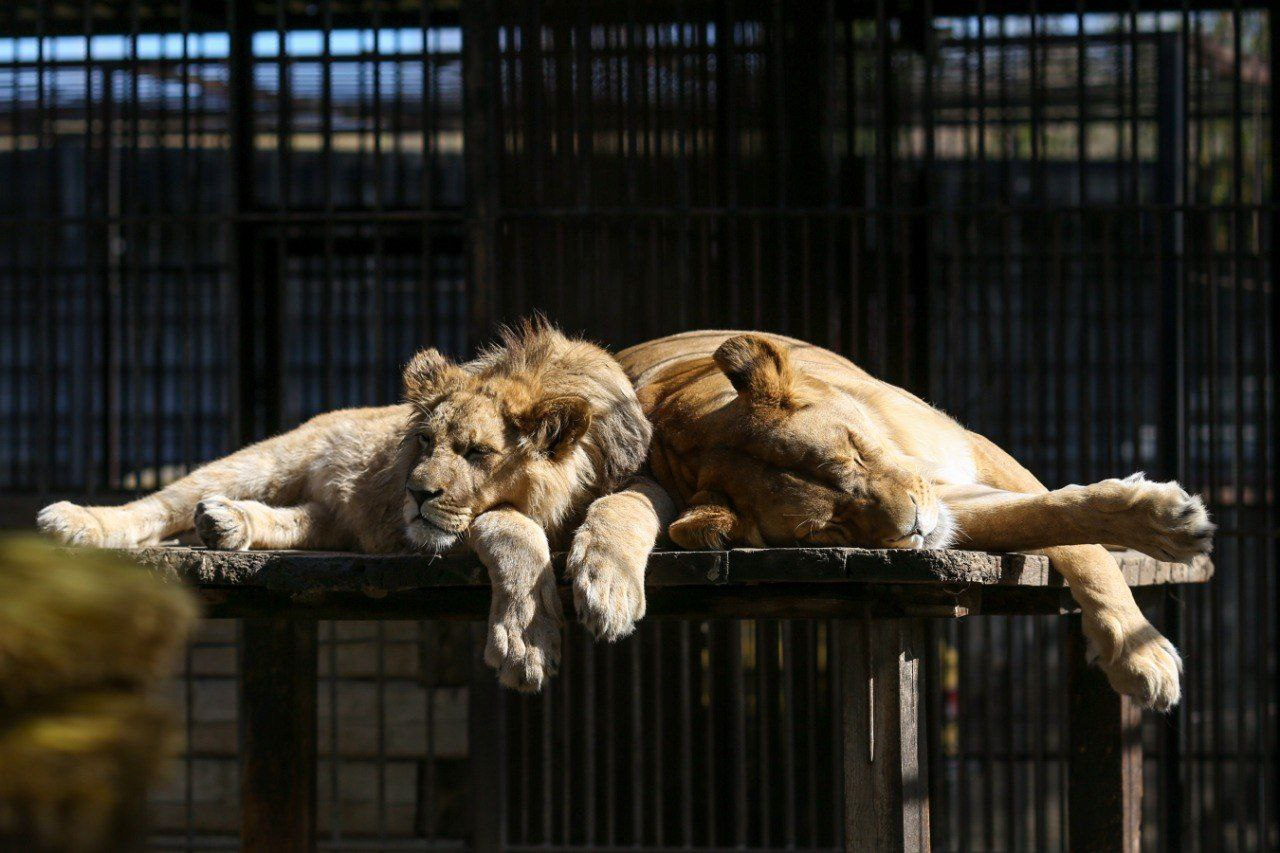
[0,537,198,852]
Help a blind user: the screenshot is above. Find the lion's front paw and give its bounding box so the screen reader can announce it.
[37,501,112,547]
[194,496,252,551]
[568,529,646,642]
[484,580,563,692]
[1097,473,1215,562]
[1086,613,1182,712]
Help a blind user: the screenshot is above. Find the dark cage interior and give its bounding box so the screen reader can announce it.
[0,0,1276,850]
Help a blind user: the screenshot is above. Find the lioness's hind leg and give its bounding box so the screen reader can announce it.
[194,498,342,551]
[568,476,676,642]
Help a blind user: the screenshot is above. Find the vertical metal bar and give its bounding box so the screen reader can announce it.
[420,621,437,844]
[1157,29,1188,853]
[461,0,499,341]
[370,0,386,401]
[1268,10,1280,852]
[35,0,52,499]
[469,625,506,852]
[679,623,693,845]
[229,0,279,443]
[631,625,644,844]
[327,622,341,843]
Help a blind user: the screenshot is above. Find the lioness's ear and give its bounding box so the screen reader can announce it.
[403,348,458,401]
[517,395,592,459]
[713,334,797,409]
[669,492,741,550]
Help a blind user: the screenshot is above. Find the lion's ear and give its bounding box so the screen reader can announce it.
[403,348,459,402]
[669,492,741,550]
[713,334,797,409]
[517,395,592,459]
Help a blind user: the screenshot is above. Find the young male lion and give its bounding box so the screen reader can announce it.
[568,330,1213,711]
[38,322,651,691]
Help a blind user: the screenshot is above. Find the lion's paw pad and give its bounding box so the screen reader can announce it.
[1094,622,1183,712]
[1102,475,1215,562]
[484,602,561,693]
[194,497,251,551]
[571,562,645,642]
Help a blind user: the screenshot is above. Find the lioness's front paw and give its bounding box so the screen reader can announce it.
[484,581,563,692]
[194,496,252,551]
[37,501,111,547]
[1086,613,1182,712]
[1096,473,1215,562]
[567,528,646,642]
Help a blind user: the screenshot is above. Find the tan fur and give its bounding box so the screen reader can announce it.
[571,330,1214,711]
[38,321,651,692]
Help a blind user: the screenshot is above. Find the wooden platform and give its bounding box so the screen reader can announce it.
[120,545,1213,853]
[127,545,1213,620]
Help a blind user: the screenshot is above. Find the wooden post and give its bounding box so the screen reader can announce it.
[240,618,318,853]
[1067,614,1143,853]
[841,618,930,852]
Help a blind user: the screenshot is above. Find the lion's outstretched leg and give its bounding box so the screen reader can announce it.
[194,499,346,551]
[470,508,563,692]
[941,476,1214,562]
[567,475,676,641]
[38,434,311,548]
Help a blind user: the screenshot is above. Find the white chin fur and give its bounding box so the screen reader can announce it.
[924,503,957,549]
[406,518,461,553]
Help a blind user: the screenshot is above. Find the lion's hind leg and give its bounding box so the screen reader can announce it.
[38,495,182,549]
[194,499,344,551]
[39,427,322,549]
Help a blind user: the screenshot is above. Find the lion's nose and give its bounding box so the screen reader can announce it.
[407,487,443,508]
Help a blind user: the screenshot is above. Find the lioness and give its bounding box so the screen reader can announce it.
[38,322,651,691]
[569,331,1213,711]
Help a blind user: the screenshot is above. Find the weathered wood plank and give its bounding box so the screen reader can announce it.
[240,618,317,853]
[114,546,1211,620]
[1067,615,1143,853]
[841,619,930,852]
[124,546,1213,591]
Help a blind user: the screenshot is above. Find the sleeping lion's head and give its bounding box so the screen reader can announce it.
[396,323,649,553]
[663,334,952,550]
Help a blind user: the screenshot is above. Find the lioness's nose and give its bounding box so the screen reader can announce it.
[408,487,443,507]
[907,496,922,536]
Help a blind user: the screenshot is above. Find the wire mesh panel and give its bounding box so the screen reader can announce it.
[0,1,1276,851]
[501,620,844,851]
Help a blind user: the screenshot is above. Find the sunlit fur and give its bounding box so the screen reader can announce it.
[571,330,1214,712]
[37,321,649,556]
[38,321,652,694]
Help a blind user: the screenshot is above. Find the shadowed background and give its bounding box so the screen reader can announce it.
[0,1,1274,849]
